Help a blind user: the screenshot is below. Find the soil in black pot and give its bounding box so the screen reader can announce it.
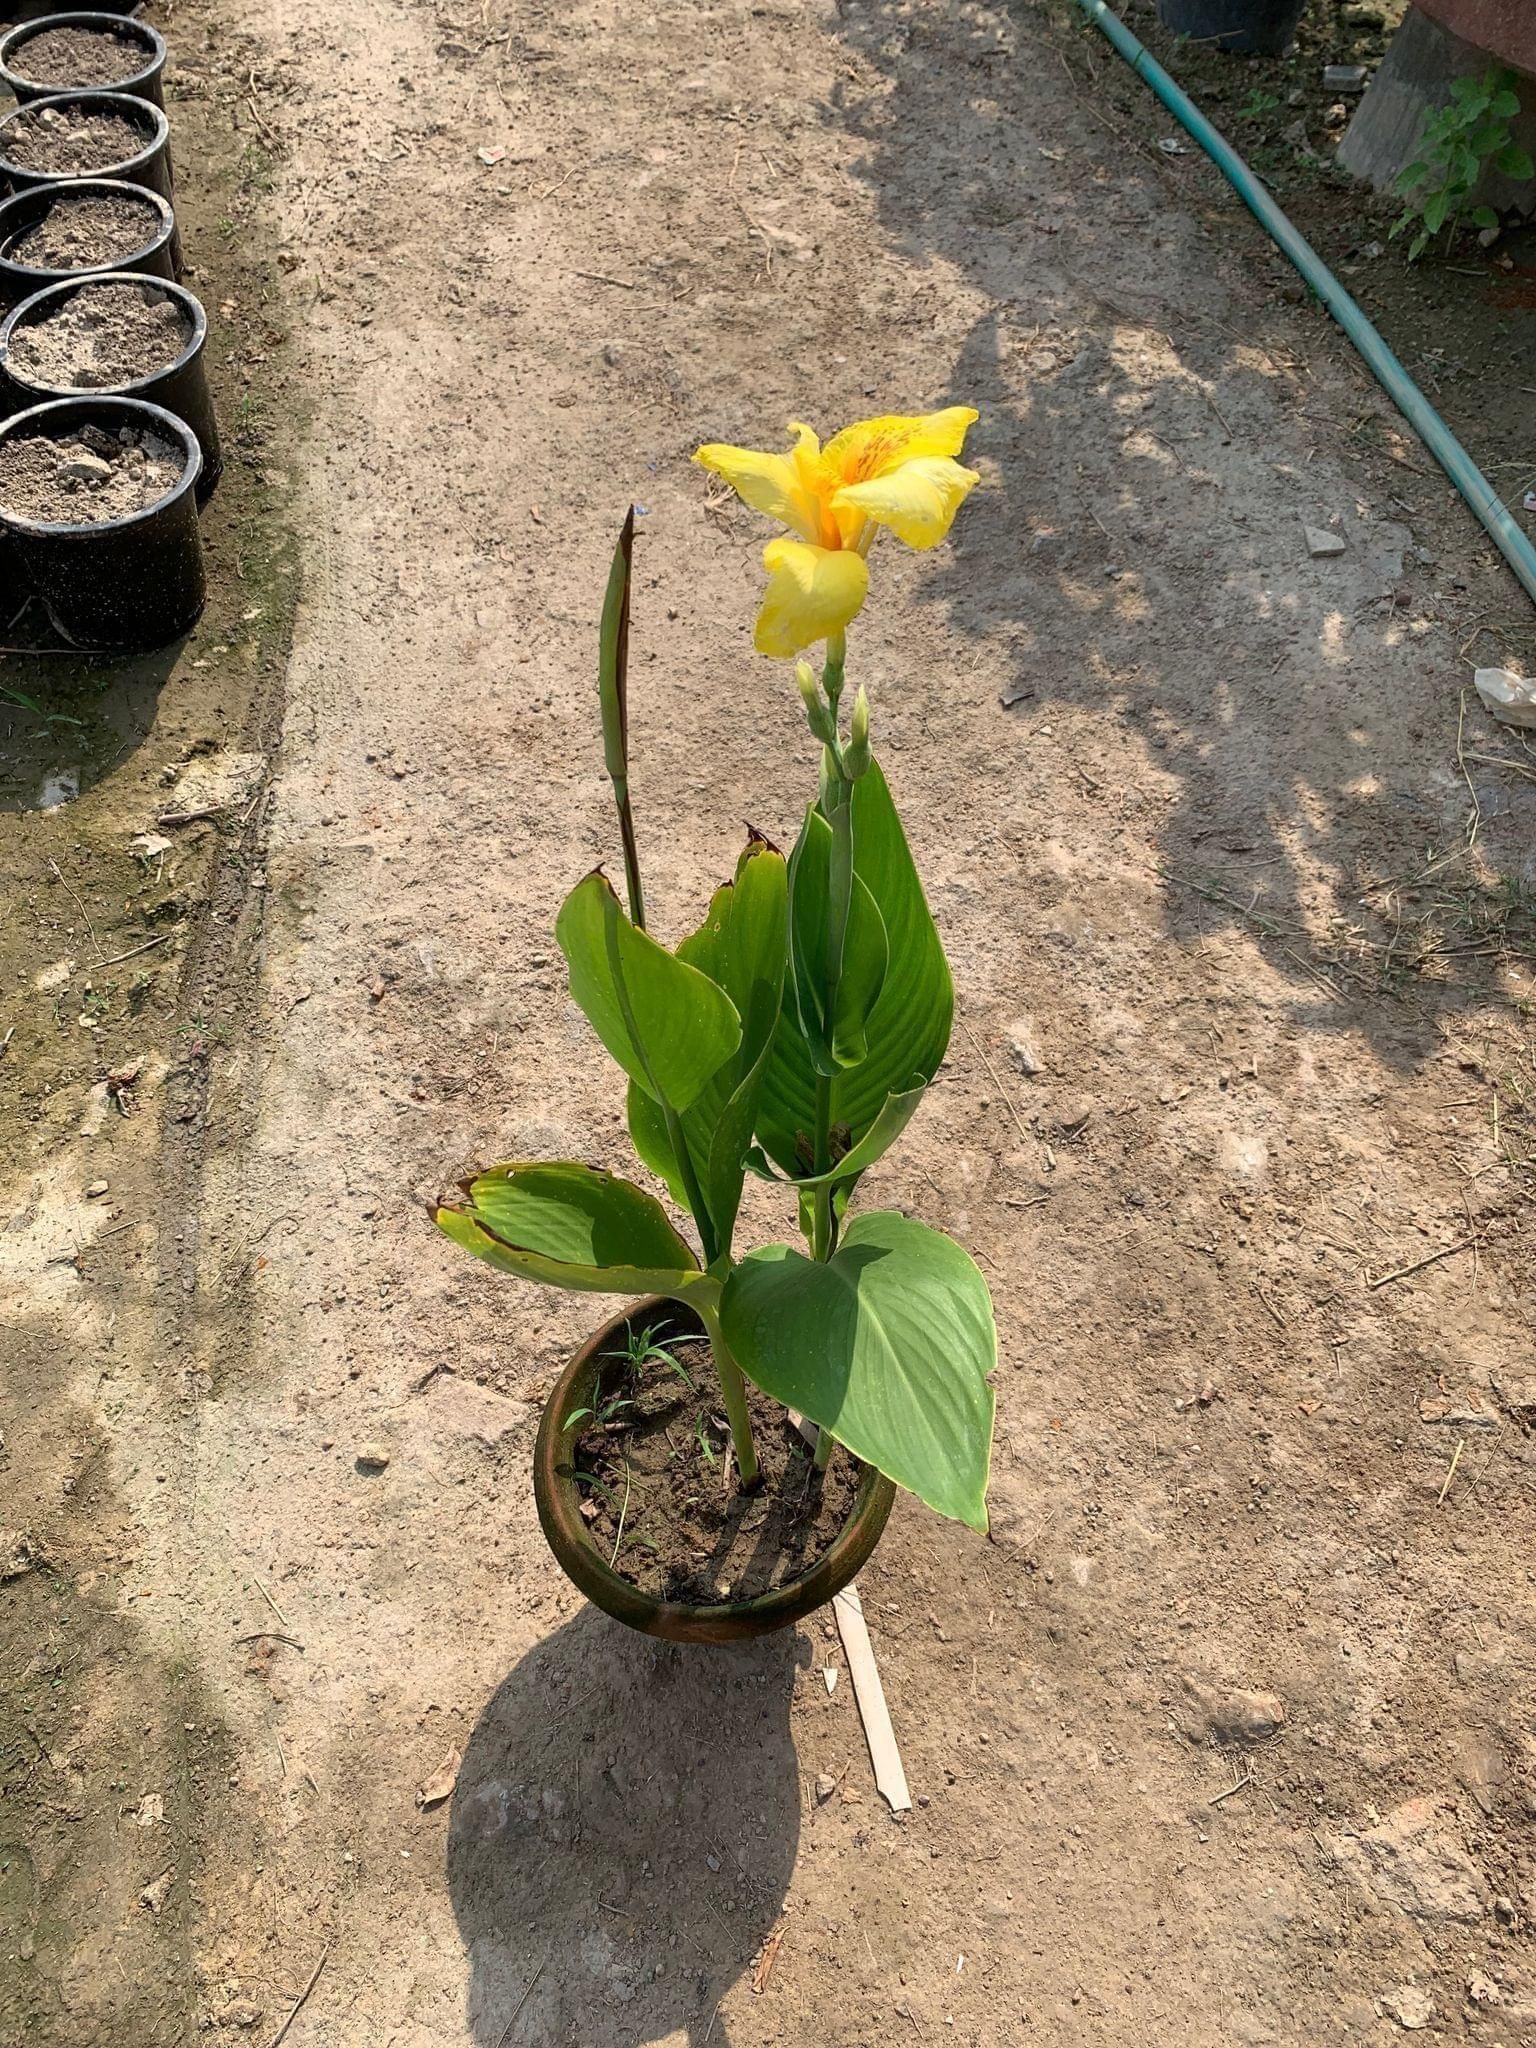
[10,25,150,89]
[2,103,148,176]
[569,1327,860,1604]
[6,188,160,270]
[0,419,182,522]
[9,278,189,386]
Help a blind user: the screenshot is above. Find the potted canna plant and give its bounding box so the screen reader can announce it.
[434,407,998,1643]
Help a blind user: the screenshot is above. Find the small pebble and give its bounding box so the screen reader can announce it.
[355,1445,390,1473]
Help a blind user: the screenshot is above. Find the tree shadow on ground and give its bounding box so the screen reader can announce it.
[447,1606,800,2047]
[822,0,1536,1066]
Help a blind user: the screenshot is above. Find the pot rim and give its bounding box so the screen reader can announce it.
[0,90,170,185]
[0,178,175,287]
[0,392,201,535]
[1,269,207,395]
[0,13,167,98]
[535,1294,896,1641]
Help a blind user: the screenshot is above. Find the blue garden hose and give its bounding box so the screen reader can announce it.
[1074,0,1536,609]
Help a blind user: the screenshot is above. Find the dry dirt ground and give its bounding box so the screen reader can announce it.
[4,0,1536,2043]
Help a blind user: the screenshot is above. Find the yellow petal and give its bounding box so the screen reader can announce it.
[831,455,980,551]
[754,538,869,658]
[821,406,978,488]
[694,422,823,543]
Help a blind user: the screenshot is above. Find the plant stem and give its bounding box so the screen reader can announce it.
[813,1424,834,1474]
[696,1297,760,1488]
[616,784,646,932]
[662,1101,718,1266]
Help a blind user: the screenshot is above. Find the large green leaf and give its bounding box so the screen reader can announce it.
[556,870,741,1111]
[785,803,888,1075]
[756,758,952,1180]
[720,1211,995,1529]
[435,1160,700,1295]
[627,836,789,1248]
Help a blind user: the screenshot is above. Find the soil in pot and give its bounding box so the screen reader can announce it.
[569,1332,860,1605]
[9,277,190,386]
[2,102,147,176]
[8,24,149,88]
[5,187,159,269]
[0,418,182,522]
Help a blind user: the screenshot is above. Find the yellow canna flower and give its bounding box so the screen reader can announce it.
[695,407,980,658]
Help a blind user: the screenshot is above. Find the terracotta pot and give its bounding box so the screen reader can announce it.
[534,1296,896,1645]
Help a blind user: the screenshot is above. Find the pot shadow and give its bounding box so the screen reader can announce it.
[0,590,180,812]
[447,1605,801,2047]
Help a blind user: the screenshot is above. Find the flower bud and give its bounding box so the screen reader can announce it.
[796,660,837,746]
[843,684,872,777]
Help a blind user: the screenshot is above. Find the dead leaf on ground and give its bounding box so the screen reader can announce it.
[751,1919,786,1994]
[415,1746,462,1811]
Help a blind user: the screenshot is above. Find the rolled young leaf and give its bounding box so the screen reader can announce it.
[556,869,741,1111]
[597,508,645,928]
[719,1210,996,1530]
[627,835,789,1249]
[756,758,952,1182]
[784,801,888,1075]
[434,1160,702,1295]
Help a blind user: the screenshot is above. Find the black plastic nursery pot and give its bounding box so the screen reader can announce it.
[0,178,176,309]
[0,91,173,203]
[0,0,139,20]
[1155,0,1305,55]
[534,1296,898,1646]
[0,13,168,109]
[0,395,205,651]
[1,274,221,500]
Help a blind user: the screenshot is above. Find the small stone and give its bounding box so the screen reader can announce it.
[705,1853,721,1872]
[85,1179,109,1198]
[1494,1894,1518,1927]
[355,1445,391,1473]
[1305,525,1346,558]
[1467,1970,1500,2007]
[139,1868,173,1915]
[1007,1021,1042,1076]
[1376,1984,1434,2029]
[1177,1675,1284,1745]
[815,1773,837,1804]
[59,451,114,485]
[1342,1,1387,25]
[1323,63,1368,90]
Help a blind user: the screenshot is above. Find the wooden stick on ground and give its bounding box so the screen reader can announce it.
[833,1581,911,1814]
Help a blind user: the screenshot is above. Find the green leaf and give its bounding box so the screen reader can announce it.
[1496,145,1534,180]
[721,1211,996,1529]
[436,1161,701,1295]
[1472,204,1500,230]
[756,758,953,1182]
[785,802,889,1075]
[556,870,741,1111]
[627,835,789,1249]
[1489,89,1520,121]
[1423,190,1451,234]
[745,1081,927,1191]
[1468,122,1507,157]
[597,509,634,792]
[1408,228,1429,262]
[1395,160,1431,193]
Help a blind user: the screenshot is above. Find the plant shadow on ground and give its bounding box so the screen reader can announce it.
[447,1606,800,2046]
[823,0,1536,1071]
